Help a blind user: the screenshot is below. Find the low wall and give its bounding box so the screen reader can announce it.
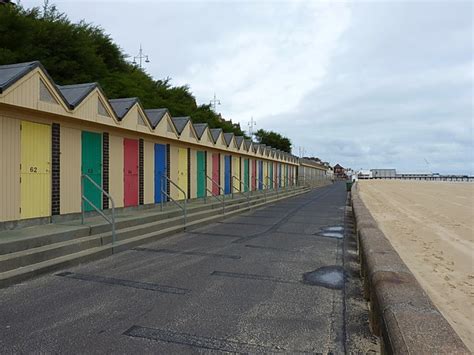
[351,183,469,354]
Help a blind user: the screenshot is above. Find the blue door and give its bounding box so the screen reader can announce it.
[154,144,167,203]
[258,161,263,190]
[224,155,231,194]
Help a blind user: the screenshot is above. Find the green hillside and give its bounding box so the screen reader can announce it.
[0,2,244,135]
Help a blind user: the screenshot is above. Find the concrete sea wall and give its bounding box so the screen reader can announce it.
[350,183,469,354]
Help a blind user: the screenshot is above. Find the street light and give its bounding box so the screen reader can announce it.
[133,44,150,68]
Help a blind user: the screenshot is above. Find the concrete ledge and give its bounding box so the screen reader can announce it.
[351,183,469,354]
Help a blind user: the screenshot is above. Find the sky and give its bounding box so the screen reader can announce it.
[21,0,474,174]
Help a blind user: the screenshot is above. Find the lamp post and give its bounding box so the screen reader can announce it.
[133,44,150,69]
[210,93,221,112]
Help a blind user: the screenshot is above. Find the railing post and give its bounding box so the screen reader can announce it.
[160,176,164,211]
[81,175,85,225]
[111,204,116,246]
[184,198,187,227]
[231,176,234,199]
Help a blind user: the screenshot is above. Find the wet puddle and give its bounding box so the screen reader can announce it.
[314,226,344,239]
[302,266,345,290]
[325,226,344,232]
[320,232,343,239]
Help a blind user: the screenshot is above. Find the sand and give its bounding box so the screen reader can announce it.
[358,180,474,351]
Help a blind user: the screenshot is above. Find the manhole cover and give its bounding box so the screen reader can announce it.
[302,266,345,289]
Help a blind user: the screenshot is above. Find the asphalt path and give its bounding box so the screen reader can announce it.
[0,182,378,354]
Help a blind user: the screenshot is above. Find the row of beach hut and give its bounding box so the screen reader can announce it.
[0,62,333,224]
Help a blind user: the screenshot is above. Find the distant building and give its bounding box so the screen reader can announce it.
[371,169,397,178]
[333,164,346,179]
[357,170,372,179]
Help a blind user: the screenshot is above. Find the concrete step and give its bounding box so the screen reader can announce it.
[0,187,306,272]
[0,186,305,255]
[0,187,309,288]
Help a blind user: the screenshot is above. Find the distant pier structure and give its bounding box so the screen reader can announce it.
[367,168,473,182]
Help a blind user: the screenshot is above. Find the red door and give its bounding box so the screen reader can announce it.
[124,138,139,206]
[212,153,220,195]
[251,159,257,191]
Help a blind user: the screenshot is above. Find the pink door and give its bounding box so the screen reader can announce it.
[212,153,220,195]
[251,159,257,190]
[124,138,139,206]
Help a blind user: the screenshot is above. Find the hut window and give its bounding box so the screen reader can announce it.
[167,121,175,133]
[97,99,110,117]
[39,80,59,104]
[137,112,146,126]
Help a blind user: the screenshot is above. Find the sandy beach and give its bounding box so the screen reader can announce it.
[358,180,474,351]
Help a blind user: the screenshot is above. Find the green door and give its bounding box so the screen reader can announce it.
[196,151,206,198]
[243,158,249,192]
[81,131,102,211]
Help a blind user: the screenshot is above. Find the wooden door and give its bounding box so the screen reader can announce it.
[124,138,138,206]
[196,151,206,198]
[81,131,102,212]
[21,121,51,218]
[154,144,166,203]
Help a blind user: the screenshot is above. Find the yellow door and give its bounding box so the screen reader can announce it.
[21,121,51,219]
[232,156,240,192]
[177,148,188,200]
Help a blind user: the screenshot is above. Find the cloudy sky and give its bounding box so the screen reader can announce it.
[23,0,474,174]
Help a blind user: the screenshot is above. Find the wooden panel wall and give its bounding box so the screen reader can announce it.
[143,140,154,204]
[60,126,81,214]
[0,115,20,221]
[109,134,124,208]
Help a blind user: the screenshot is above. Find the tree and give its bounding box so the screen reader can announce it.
[0,2,275,138]
[254,129,292,153]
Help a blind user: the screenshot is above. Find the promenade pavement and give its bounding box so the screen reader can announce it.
[0,182,378,353]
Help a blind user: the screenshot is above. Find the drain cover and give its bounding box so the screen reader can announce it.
[302,266,345,289]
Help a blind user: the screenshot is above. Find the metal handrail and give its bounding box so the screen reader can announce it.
[268,177,280,198]
[205,175,225,214]
[160,174,187,226]
[232,176,251,207]
[81,174,116,246]
[254,177,268,202]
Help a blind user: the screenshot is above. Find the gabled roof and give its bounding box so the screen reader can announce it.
[193,123,208,139]
[244,139,252,150]
[145,108,168,129]
[109,97,139,120]
[210,128,223,143]
[57,83,97,109]
[171,116,190,135]
[0,61,39,93]
[223,132,235,146]
[235,136,244,148]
